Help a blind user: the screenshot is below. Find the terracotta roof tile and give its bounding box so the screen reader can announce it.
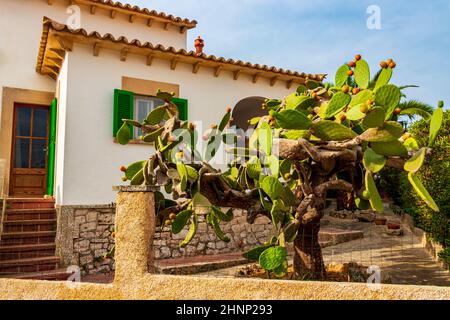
[37,17,326,83]
[64,0,197,28]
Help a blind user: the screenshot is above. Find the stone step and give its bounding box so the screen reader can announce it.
[319,228,364,245]
[0,268,71,281]
[0,243,56,260]
[0,230,56,246]
[0,256,59,274]
[6,198,55,209]
[3,219,56,233]
[4,208,56,221]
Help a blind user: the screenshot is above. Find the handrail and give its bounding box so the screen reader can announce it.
[0,159,7,243]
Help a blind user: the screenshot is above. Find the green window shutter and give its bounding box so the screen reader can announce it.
[46,97,57,196]
[172,97,188,121]
[113,89,134,137]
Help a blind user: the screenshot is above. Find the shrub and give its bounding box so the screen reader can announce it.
[381,110,449,247]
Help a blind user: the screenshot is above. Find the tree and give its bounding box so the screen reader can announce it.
[116,55,444,280]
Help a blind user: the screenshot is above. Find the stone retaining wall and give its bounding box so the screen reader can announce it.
[56,205,116,274]
[57,204,273,274]
[154,210,273,259]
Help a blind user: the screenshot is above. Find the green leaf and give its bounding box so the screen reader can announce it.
[211,216,230,242]
[179,213,198,247]
[325,92,351,118]
[117,122,131,145]
[282,221,298,242]
[258,122,272,155]
[273,260,288,278]
[428,106,443,147]
[408,172,439,212]
[363,148,386,173]
[371,140,408,156]
[360,121,404,142]
[354,59,370,89]
[281,130,310,140]
[146,106,167,125]
[349,90,374,108]
[249,117,261,126]
[296,85,308,94]
[266,154,280,178]
[285,94,315,110]
[365,171,384,212]
[125,161,146,180]
[142,127,164,143]
[172,210,193,234]
[247,156,261,179]
[212,207,233,222]
[404,147,426,172]
[355,198,371,210]
[259,246,287,271]
[270,199,285,226]
[404,137,419,152]
[130,168,144,185]
[265,99,282,110]
[335,64,350,88]
[273,109,312,130]
[312,120,357,141]
[219,111,232,131]
[345,104,366,120]
[261,176,283,201]
[243,245,270,261]
[362,107,385,128]
[280,185,297,207]
[176,161,188,191]
[305,80,320,89]
[185,165,199,180]
[279,159,292,177]
[192,192,212,210]
[375,85,401,120]
[374,68,393,91]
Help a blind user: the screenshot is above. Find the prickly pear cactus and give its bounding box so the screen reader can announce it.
[117,55,443,279]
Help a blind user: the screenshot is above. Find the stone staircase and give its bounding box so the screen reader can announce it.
[0,198,69,280]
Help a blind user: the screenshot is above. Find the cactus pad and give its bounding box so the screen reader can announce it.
[324,92,351,118]
[360,121,404,142]
[374,67,393,91]
[312,120,357,141]
[354,59,370,89]
[363,148,386,173]
[274,109,312,130]
[335,64,350,88]
[371,140,408,156]
[374,84,401,119]
[362,107,385,128]
[365,171,384,212]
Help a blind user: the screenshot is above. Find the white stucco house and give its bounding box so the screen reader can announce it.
[0,0,324,276]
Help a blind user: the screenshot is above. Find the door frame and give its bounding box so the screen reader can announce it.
[9,103,51,197]
[0,87,55,198]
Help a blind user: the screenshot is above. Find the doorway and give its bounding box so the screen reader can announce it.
[9,104,49,197]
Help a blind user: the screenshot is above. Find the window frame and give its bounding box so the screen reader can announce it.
[132,95,165,139]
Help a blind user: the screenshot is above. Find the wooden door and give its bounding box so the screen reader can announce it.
[10,104,50,197]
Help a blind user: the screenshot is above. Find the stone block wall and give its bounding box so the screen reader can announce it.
[56,205,116,275]
[57,204,273,274]
[153,210,273,259]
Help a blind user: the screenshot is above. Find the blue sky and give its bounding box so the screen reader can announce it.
[128,0,449,108]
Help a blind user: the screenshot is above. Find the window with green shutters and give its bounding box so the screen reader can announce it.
[113,89,134,137]
[172,97,188,121]
[113,89,188,140]
[46,97,57,196]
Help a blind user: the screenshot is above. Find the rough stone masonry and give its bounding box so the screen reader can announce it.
[57,205,273,275]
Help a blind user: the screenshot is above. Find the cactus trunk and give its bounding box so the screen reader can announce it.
[293,209,325,280]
